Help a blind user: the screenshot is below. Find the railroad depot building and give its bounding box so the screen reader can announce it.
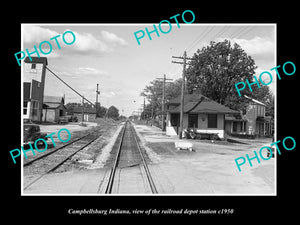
[23,57,48,122]
[166,94,238,139]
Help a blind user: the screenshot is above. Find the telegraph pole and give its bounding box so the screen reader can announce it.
[81,96,85,125]
[172,51,193,139]
[95,83,100,118]
[143,97,146,120]
[156,74,173,131]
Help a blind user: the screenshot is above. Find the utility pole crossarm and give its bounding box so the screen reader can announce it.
[172,56,194,60]
[172,61,193,65]
[171,60,184,64]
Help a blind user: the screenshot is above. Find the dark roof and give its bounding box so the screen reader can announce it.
[73,107,96,114]
[168,94,238,114]
[43,103,61,109]
[43,96,65,109]
[168,93,208,104]
[24,56,48,65]
[44,96,64,104]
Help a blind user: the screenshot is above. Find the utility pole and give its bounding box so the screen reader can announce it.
[143,98,146,120]
[95,83,100,118]
[156,74,173,131]
[172,51,194,139]
[81,96,85,125]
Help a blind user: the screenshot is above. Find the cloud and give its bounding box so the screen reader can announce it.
[77,67,108,75]
[70,30,128,55]
[215,36,274,59]
[23,25,59,45]
[232,36,274,56]
[100,30,128,46]
[22,25,128,58]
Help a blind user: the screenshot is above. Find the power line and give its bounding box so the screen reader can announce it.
[186,26,215,52]
[236,26,255,39]
[184,26,210,52]
[229,26,249,39]
[46,66,95,107]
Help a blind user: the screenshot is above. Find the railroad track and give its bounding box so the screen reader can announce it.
[23,128,100,167]
[23,128,102,190]
[102,121,158,194]
[23,121,158,194]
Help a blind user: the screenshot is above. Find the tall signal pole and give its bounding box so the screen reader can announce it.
[95,83,100,118]
[81,96,85,125]
[156,74,173,131]
[172,51,193,139]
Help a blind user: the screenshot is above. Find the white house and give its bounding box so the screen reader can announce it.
[224,95,273,137]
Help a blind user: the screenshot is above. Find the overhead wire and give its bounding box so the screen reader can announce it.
[45,66,95,106]
[167,25,257,82]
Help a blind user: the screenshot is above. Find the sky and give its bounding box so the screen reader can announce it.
[22,24,276,117]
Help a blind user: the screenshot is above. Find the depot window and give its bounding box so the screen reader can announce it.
[207,114,217,128]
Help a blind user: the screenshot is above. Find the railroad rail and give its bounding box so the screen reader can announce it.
[23,128,100,167]
[104,121,158,194]
[23,128,101,190]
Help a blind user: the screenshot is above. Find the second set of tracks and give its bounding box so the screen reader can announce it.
[23,121,158,194]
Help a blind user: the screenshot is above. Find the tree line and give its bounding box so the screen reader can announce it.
[65,102,123,119]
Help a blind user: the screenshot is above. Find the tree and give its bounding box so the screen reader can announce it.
[186,39,257,105]
[141,78,182,118]
[107,105,119,119]
[65,102,81,115]
[264,94,274,118]
[185,39,274,117]
[97,105,107,118]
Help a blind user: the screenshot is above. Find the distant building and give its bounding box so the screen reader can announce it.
[42,96,67,122]
[225,95,273,137]
[23,57,48,122]
[166,94,238,139]
[73,107,96,122]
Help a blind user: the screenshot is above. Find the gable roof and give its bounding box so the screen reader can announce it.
[168,94,238,114]
[24,56,48,65]
[43,95,65,109]
[168,93,208,104]
[44,96,64,104]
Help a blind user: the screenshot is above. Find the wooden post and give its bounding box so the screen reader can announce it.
[179,51,187,139]
[172,51,193,138]
[95,83,99,118]
[81,96,85,125]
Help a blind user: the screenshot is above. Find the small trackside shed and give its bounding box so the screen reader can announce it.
[42,96,67,122]
[73,107,96,122]
[166,94,239,139]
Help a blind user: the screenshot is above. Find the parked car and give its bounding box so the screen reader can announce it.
[23,118,33,124]
[57,116,68,124]
[23,124,47,145]
[65,115,78,122]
